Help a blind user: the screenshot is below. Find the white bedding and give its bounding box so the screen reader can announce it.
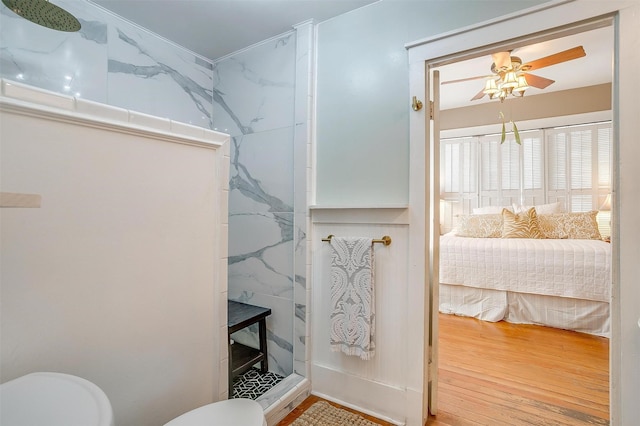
[440,233,611,302]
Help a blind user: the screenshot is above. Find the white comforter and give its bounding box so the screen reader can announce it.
[439,234,611,302]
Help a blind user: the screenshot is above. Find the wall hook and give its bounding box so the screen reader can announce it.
[412,96,423,111]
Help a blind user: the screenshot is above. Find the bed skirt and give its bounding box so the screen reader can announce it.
[439,283,610,337]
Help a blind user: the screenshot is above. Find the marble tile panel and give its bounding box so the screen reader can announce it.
[294,212,307,289]
[106,17,213,129]
[293,360,307,377]
[229,128,294,214]
[211,33,295,136]
[0,0,108,102]
[228,247,294,300]
[228,212,293,299]
[293,304,306,365]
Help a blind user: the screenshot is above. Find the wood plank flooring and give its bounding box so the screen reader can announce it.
[278,314,609,426]
[428,313,609,425]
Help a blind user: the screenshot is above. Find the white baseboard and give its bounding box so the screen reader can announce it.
[311,363,407,425]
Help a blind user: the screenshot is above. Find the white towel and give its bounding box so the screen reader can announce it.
[329,236,375,360]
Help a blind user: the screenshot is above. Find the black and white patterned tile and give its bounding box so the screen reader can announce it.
[232,368,284,400]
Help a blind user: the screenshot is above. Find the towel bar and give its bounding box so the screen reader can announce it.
[322,234,392,246]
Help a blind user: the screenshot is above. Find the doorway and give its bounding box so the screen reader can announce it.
[430,21,614,422]
[406,2,640,423]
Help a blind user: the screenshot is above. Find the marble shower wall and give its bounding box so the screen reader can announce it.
[213,30,306,378]
[0,0,213,129]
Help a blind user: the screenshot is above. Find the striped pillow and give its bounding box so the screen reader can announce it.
[501,207,543,239]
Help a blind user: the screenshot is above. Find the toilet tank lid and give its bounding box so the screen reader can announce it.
[0,372,114,426]
[165,398,265,426]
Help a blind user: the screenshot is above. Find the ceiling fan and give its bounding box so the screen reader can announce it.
[442,46,586,102]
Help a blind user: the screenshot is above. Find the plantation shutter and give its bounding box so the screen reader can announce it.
[521,131,544,205]
[440,121,611,235]
[440,137,477,233]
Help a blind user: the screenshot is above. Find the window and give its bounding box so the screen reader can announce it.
[546,122,611,212]
[440,121,612,234]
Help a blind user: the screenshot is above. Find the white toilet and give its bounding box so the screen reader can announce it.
[0,372,114,426]
[164,398,267,426]
[0,371,266,426]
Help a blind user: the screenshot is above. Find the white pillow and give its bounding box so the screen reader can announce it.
[472,205,513,214]
[512,201,564,215]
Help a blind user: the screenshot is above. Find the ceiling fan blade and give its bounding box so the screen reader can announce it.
[522,46,586,71]
[442,75,492,85]
[524,73,555,89]
[470,88,486,101]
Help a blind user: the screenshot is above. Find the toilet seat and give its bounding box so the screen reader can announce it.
[0,372,114,426]
[164,398,266,426]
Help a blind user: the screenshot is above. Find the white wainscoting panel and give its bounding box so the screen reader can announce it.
[311,208,410,424]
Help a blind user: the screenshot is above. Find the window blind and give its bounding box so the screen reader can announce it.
[440,121,612,236]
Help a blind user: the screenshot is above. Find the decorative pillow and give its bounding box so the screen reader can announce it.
[537,211,602,239]
[501,207,543,239]
[473,205,513,215]
[455,214,503,238]
[513,201,564,215]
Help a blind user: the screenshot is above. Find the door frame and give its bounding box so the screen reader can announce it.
[407,1,640,423]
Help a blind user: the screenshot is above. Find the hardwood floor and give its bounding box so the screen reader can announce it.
[277,314,609,426]
[428,313,609,425]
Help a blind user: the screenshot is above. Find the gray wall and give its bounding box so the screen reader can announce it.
[315,0,549,206]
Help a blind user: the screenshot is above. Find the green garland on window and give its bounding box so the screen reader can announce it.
[499,111,521,145]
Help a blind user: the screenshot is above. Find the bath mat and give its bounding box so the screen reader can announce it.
[291,401,380,426]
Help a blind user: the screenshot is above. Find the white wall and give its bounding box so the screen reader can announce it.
[314,0,549,206]
[0,82,230,425]
[615,4,640,423]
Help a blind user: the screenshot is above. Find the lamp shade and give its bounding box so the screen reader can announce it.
[599,193,612,211]
[501,71,518,89]
[513,75,529,92]
[483,78,499,95]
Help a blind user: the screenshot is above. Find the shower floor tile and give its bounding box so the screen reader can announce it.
[232,367,284,400]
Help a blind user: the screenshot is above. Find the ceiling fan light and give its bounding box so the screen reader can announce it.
[483,79,499,95]
[513,75,529,93]
[502,71,518,89]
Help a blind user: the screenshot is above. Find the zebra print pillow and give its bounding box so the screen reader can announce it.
[501,207,543,239]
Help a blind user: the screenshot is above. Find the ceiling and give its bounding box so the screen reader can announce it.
[437,24,614,110]
[89,1,613,110]
[91,0,378,60]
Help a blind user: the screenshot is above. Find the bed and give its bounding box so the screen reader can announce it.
[438,208,611,337]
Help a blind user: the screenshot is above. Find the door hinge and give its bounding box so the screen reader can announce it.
[427,344,434,382]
